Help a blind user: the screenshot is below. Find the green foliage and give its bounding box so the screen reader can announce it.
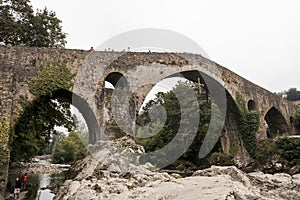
[9,61,75,162]
[275,87,300,101]
[295,105,300,131]
[254,139,277,168]
[274,137,300,165]
[0,0,67,47]
[286,88,300,101]
[238,112,260,158]
[235,93,259,158]
[136,81,223,170]
[254,137,300,172]
[10,95,74,161]
[0,116,10,164]
[51,130,88,164]
[229,138,239,155]
[28,61,75,96]
[209,152,233,166]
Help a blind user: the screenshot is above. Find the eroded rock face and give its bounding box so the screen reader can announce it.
[54,137,300,200]
[54,137,173,200]
[193,166,300,200]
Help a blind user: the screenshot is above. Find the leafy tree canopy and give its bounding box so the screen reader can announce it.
[51,129,88,164]
[286,88,300,101]
[136,81,224,170]
[0,0,67,47]
[275,87,300,101]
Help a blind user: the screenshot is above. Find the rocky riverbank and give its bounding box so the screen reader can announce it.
[5,156,69,200]
[9,156,69,175]
[54,137,300,200]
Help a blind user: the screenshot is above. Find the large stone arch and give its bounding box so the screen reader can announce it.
[264,106,289,138]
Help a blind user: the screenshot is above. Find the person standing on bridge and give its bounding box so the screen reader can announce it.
[89,47,94,51]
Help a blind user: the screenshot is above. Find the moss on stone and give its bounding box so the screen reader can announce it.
[0,116,10,164]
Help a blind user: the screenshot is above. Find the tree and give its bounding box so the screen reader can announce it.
[136,81,223,170]
[286,88,300,101]
[51,130,88,164]
[0,0,67,47]
[9,61,75,161]
[275,88,300,101]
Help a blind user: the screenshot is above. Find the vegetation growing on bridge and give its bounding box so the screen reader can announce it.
[295,105,300,131]
[9,61,86,162]
[28,60,75,96]
[0,116,10,165]
[235,93,260,158]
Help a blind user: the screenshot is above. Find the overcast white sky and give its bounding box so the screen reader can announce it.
[31,0,300,93]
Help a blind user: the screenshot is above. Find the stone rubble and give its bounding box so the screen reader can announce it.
[54,137,300,200]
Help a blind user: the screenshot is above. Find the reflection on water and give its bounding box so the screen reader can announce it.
[7,172,65,200]
[35,174,55,200]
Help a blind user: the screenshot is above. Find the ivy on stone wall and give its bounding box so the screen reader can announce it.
[235,93,260,158]
[28,60,75,96]
[0,116,10,165]
[295,105,300,131]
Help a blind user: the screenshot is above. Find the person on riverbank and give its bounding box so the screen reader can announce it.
[14,177,21,199]
[21,173,29,190]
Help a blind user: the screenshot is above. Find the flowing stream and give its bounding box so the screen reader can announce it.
[35,174,55,200]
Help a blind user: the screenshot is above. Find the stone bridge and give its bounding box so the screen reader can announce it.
[0,46,298,194]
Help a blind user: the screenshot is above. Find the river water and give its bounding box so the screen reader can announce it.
[7,172,64,200]
[35,174,55,200]
[7,157,68,200]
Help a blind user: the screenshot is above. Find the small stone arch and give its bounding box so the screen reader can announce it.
[247,100,256,112]
[264,106,288,138]
[104,72,128,88]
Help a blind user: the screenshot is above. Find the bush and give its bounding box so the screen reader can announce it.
[209,152,233,166]
[51,130,88,164]
[254,137,300,172]
[275,137,300,165]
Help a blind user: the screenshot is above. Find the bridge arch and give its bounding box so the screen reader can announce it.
[104,72,128,88]
[247,99,257,112]
[38,89,99,144]
[264,106,288,138]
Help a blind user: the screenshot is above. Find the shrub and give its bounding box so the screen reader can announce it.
[51,130,88,164]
